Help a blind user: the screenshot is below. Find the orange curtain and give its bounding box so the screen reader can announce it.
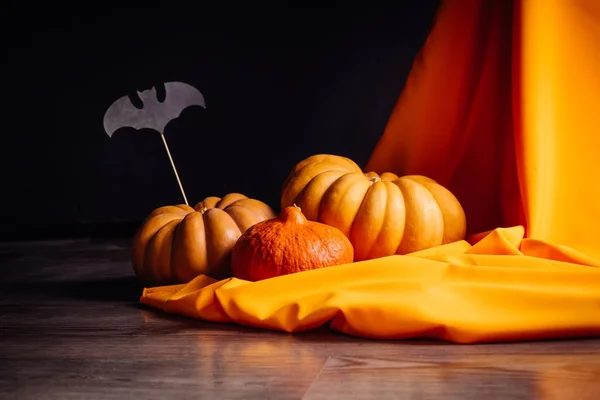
[367,0,600,259]
[140,0,600,343]
[366,0,522,236]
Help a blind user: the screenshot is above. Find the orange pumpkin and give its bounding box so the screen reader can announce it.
[281,154,466,260]
[132,193,276,286]
[231,204,354,281]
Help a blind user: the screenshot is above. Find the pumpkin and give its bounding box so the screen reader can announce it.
[281,154,466,260]
[231,204,354,281]
[132,193,276,286]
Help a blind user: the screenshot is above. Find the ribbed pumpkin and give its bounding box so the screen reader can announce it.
[281,154,467,260]
[231,204,354,281]
[132,193,276,286]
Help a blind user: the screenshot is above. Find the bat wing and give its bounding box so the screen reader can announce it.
[103,95,151,137]
[161,81,206,126]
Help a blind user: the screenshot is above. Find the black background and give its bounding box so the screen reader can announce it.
[2,4,440,241]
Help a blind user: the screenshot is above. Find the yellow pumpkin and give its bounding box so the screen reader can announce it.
[281,154,466,260]
[132,193,276,286]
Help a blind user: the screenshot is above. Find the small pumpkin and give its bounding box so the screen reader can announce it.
[281,154,466,260]
[231,204,354,281]
[132,193,276,286]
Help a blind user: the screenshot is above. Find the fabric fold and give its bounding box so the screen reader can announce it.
[140,226,600,344]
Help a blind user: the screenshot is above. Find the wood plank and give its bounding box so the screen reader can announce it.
[0,357,326,400]
[303,355,600,400]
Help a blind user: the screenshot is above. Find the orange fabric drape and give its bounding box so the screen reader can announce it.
[366,0,523,235]
[367,0,600,258]
[140,0,600,343]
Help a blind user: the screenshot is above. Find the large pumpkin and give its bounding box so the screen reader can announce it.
[132,193,276,286]
[281,154,466,260]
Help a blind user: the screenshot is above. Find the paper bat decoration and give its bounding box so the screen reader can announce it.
[103,81,206,136]
[102,81,207,205]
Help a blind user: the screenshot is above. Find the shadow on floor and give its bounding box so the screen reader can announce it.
[61,276,143,302]
[0,276,143,303]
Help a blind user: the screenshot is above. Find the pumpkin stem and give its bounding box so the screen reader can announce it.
[369,176,382,184]
[198,206,209,214]
[282,205,306,224]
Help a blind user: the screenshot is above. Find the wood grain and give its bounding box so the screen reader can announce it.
[304,355,600,400]
[2,238,600,399]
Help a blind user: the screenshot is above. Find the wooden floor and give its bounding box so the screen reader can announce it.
[2,239,600,399]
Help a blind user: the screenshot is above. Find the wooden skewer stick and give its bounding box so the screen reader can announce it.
[159,132,189,206]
